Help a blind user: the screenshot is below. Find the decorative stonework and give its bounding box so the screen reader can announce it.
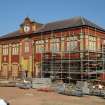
[19,17,43,34]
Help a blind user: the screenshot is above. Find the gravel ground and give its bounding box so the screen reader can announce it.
[0,87,105,105]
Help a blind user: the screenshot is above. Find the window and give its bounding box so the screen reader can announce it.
[35,40,44,53]
[25,42,29,53]
[12,44,19,55]
[70,41,78,51]
[2,45,8,55]
[50,38,60,52]
[45,39,49,52]
[61,38,65,52]
[67,41,70,51]
[88,36,96,51]
[66,36,78,51]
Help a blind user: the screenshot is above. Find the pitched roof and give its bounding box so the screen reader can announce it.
[36,16,105,32]
[0,16,105,39]
[0,30,20,39]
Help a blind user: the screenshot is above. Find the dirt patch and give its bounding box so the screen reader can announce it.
[0,87,105,105]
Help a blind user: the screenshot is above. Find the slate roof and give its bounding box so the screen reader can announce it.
[0,30,20,39]
[36,16,105,32]
[0,16,105,39]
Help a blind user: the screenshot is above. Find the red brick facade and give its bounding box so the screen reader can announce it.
[0,17,105,81]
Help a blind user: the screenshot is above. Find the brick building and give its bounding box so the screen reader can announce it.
[0,17,105,81]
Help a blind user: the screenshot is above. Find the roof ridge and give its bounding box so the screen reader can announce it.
[45,16,81,25]
[80,16,86,25]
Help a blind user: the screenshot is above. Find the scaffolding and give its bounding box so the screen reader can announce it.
[37,26,105,83]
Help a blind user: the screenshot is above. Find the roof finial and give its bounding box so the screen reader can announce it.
[25,16,30,21]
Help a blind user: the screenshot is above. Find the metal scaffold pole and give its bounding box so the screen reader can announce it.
[102,41,104,79]
[61,32,63,81]
[51,31,54,79]
[95,27,98,80]
[40,32,43,78]
[87,26,90,80]
[80,27,83,81]
[68,31,71,83]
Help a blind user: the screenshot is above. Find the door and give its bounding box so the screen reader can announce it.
[2,64,8,78]
[12,64,19,79]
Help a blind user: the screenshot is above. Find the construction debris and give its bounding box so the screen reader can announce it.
[89,83,105,97]
[76,81,89,95]
[0,78,105,99]
[0,80,16,87]
[51,80,105,98]
[54,81,83,97]
[32,78,51,89]
[16,80,31,89]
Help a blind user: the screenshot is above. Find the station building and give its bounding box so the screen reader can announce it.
[0,17,105,81]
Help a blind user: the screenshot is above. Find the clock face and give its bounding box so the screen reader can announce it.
[24,25,30,32]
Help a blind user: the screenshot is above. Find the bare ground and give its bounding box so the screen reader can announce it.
[0,87,105,105]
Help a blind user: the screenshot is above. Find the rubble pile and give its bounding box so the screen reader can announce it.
[0,78,105,98]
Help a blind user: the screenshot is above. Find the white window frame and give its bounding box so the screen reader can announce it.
[88,36,96,51]
[35,40,44,53]
[66,36,78,52]
[50,38,60,52]
[24,42,29,53]
[12,44,19,55]
[2,45,9,55]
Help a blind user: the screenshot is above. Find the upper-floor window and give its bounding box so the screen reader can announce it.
[45,39,49,52]
[66,36,78,51]
[12,44,19,55]
[50,38,60,52]
[35,40,44,53]
[24,42,30,53]
[2,45,9,55]
[61,38,65,52]
[88,36,96,51]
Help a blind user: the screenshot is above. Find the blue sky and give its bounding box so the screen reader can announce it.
[0,0,105,35]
